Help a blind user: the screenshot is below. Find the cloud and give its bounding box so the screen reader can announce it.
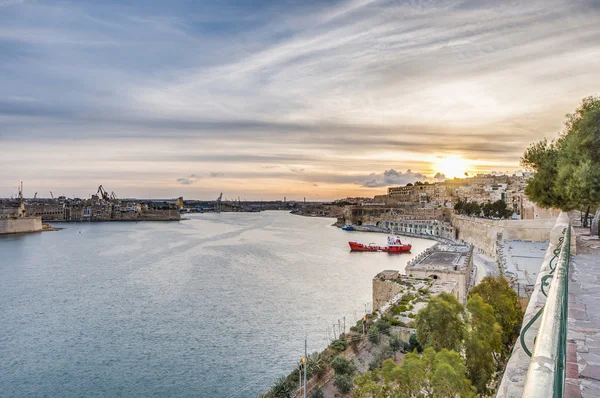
[2,0,600,199]
[290,168,305,173]
[433,172,446,182]
[360,169,428,188]
[176,174,199,185]
[210,172,224,177]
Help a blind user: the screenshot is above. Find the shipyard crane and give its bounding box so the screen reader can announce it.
[97,185,110,201]
[33,192,37,199]
[110,191,118,201]
[216,193,223,213]
[49,191,54,199]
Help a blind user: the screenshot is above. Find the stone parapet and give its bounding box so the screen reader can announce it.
[496,212,574,397]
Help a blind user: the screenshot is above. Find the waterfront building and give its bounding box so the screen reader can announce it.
[405,243,473,302]
[381,219,454,239]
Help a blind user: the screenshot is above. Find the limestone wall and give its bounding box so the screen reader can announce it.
[372,279,406,311]
[496,212,573,397]
[0,217,42,234]
[451,215,556,258]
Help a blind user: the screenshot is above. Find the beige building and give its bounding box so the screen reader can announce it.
[405,243,473,302]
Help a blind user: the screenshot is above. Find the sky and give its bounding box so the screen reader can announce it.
[1,0,599,201]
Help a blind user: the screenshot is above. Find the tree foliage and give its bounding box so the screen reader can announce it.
[353,348,476,397]
[522,96,600,212]
[332,355,357,376]
[335,374,354,394]
[455,199,512,219]
[415,292,465,351]
[468,276,523,355]
[464,294,503,395]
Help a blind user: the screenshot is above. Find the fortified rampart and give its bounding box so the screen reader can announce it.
[0,216,42,234]
[496,212,576,397]
[451,215,556,257]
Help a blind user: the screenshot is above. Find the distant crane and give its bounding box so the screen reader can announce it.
[49,191,54,200]
[33,192,37,199]
[96,185,110,201]
[216,193,223,213]
[110,191,118,201]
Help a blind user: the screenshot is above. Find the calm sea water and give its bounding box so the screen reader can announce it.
[0,211,434,397]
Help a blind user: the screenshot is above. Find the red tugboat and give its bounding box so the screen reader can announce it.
[349,235,412,253]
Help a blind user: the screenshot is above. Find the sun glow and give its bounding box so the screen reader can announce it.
[433,155,469,179]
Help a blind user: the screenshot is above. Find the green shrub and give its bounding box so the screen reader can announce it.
[389,334,403,353]
[408,333,422,352]
[330,339,348,352]
[269,376,292,398]
[331,355,356,376]
[334,374,354,394]
[375,319,391,335]
[368,325,380,344]
[311,388,324,398]
[387,318,405,327]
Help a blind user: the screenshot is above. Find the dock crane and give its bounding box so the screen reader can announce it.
[49,191,54,200]
[33,192,37,199]
[216,193,223,213]
[110,191,118,201]
[96,185,110,201]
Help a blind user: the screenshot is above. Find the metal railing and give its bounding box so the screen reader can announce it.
[521,225,571,397]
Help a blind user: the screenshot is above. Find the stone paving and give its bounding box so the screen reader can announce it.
[567,227,600,397]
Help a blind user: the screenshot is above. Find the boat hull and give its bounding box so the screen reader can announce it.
[348,242,412,252]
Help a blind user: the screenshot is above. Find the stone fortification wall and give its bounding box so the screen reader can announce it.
[0,217,42,234]
[451,215,556,258]
[373,279,406,311]
[496,212,574,397]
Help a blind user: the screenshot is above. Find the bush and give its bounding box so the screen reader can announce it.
[330,339,348,352]
[389,334,403,353]
[311,388,324,398]
[408,333,422,352]
[375,319,391,335]
[368,344,394,370]
[387,318,406,327]
[368,325,380,344]
[269,376,292,398]
[331,355,356,376]
[392,304,408,315]
[334,374,354,394]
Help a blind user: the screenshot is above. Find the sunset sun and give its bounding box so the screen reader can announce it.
[434,155,469,179]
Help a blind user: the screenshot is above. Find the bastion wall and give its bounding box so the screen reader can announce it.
[0,217,43,234]
[451,215,556,257]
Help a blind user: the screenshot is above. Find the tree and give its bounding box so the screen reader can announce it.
[416,292,465,351]
[372,348,476,397]
[332,355,357,376]
[521,138,565,208]
[464,294,503,395]
[335,374,354,394]
[522,96,600,222]
[468,276,523,356]
[353,369,387,398]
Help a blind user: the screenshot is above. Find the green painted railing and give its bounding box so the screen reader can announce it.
[521,226,571,398]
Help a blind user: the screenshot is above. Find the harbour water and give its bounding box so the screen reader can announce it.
[0,211,434,397]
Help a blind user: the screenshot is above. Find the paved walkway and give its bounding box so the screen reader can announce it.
[567,226,600,397]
